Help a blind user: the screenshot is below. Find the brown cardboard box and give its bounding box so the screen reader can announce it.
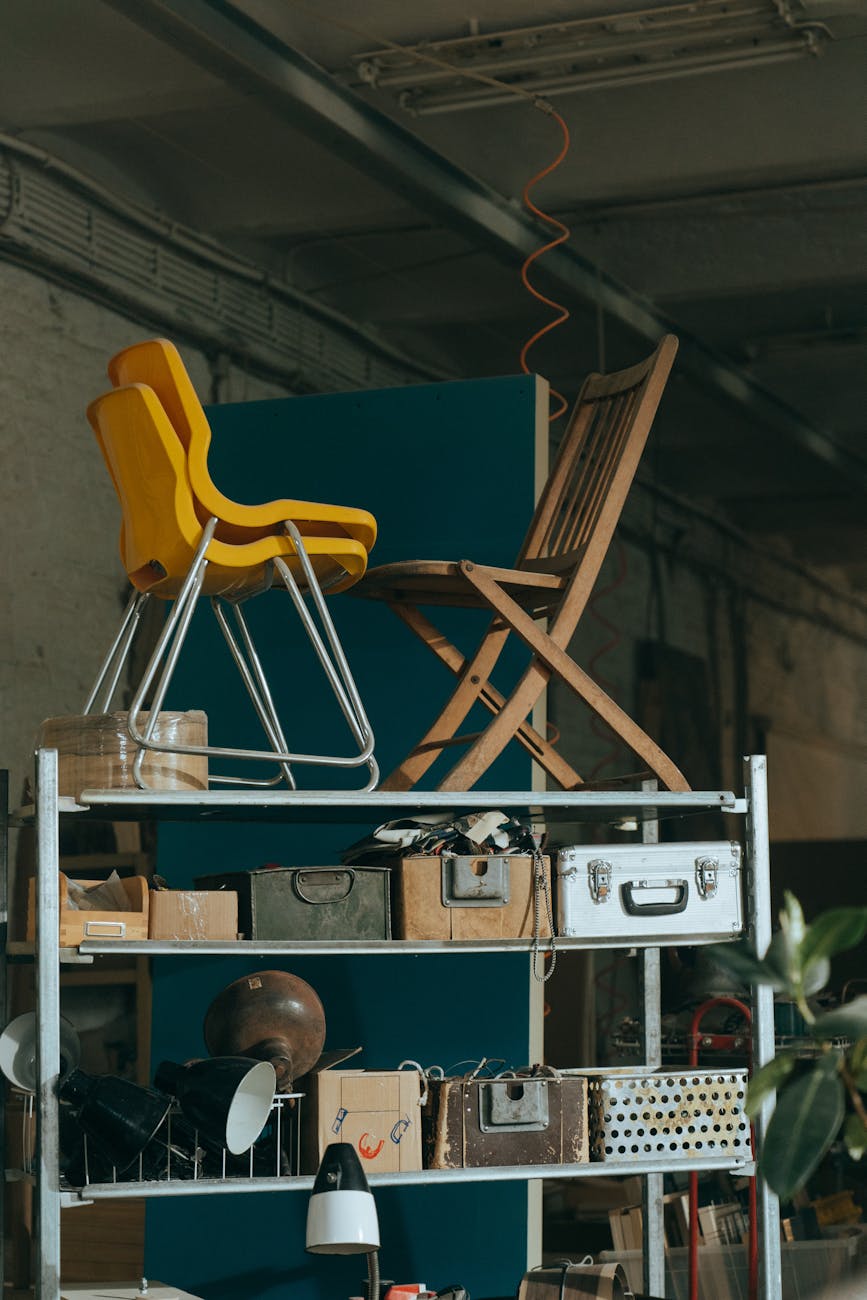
[304,1068,423,1174]
[148,890,239,941]
[27,874,149,946]
[423,1072,588,1169]
[392,853,552,940]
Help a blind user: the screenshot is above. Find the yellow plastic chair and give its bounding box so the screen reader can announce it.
[85,381,378,790]
[105,337,376,556]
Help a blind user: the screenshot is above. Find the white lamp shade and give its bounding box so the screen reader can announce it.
[306,1187,380,1254]
[224,1059,277,1154]
[0,1013,80,1092]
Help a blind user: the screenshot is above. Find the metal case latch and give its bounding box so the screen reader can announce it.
[479,1079,550,1132]
[442,855,510,907]
[695,856,719,899]
[588,859,612,904]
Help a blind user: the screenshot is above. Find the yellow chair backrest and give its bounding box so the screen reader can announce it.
[87,383,204,593]
[107,338,377,555]
[88,383,370,597]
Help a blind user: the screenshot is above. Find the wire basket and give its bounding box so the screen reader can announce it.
[586,1069,750,1163]
[54,1092,304,1189]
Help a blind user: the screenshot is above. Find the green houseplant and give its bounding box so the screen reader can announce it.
[708,893,867,1201]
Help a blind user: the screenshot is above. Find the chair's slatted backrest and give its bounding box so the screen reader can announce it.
[519,337,678,613]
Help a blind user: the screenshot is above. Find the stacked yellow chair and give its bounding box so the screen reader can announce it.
[85,339,378,790]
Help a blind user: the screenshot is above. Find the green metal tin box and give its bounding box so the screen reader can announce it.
[194,864,391,941]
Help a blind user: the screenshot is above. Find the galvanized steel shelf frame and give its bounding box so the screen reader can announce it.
[19,749,782,1300]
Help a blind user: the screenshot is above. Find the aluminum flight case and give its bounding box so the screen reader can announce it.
[555,840,743,945]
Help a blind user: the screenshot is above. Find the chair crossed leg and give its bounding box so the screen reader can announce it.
[382,561,690,793]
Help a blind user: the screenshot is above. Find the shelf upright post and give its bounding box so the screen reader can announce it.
[0,767,8,1294]
[35,748,62,1300]
[640,780,665,1297]
[744,755,782,1300]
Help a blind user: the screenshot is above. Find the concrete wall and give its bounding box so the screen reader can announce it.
[0,259,292,815]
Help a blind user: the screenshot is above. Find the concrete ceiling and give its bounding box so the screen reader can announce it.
[2,0,867,585]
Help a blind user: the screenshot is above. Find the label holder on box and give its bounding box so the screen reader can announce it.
[82,919,126,938]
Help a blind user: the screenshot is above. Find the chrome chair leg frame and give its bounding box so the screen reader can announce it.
[83,589,151,714]
[275,520,378,789]
[210,598,297,790]
[116,518,377,789]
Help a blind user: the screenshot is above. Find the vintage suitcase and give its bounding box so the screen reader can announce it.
[392,853,552,941]
[555,841,743,945]
[423,1070,588,1169]
[194,864,391,940]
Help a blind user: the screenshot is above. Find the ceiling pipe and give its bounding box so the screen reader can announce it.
[103,0,867,489]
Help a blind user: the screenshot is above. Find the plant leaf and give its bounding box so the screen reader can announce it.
[812,996,867,1041]
[801,955,831,999]
[849,1039,867,1089]
[745,1052,798,1118]
[801,908,867,967]
[780,892,807,954]
[844,1113,867,1161]
[759,1054,845,1200]
[707,938,786,991]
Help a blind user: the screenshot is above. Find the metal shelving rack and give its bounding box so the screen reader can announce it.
[15,749,782,1300]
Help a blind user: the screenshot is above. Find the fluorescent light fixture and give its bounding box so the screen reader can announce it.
[352,0,830,115]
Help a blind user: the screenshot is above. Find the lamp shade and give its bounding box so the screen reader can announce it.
[306,1141,380,1255]
[203,970,326,1092]
[59,1069,172,1174]
[154,1056,276,1155]
[0,1012,80,1092]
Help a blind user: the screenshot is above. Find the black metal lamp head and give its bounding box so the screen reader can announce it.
[58,1069,172,1175]
[154,1056,276,1155]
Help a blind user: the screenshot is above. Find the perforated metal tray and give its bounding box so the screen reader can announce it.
[582,1068,751,1163]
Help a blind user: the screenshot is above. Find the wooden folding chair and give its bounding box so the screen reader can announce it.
[353,334,689,792]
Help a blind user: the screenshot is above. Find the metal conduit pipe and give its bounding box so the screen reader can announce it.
[0,134,444,395]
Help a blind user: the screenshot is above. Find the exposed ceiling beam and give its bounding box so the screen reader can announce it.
[103,0,867,490]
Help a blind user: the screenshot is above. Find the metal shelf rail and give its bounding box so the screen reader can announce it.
[19,749,782,1300]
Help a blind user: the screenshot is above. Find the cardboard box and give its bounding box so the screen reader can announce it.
[304,1068,423,1174]
[148,890,239,941]
[423,1072,588,1169]
[27,874,149,946]
[392,854,552,940]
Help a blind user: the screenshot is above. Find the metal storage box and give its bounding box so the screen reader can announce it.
[194,864,391,940]
[392,853,552,941]
[585,1068,750,1164]
[555,841,743,945]
[423,1072,588,1169]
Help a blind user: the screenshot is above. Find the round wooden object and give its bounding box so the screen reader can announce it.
[37,711,208,796]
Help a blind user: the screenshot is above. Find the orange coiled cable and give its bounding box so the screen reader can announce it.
[519,107,572,421]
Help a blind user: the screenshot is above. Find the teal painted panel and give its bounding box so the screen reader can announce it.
[146,375,543,1300]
